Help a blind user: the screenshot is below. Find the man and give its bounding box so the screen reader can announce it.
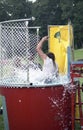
[36,36,59,78]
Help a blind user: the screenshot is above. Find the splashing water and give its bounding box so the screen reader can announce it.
[0,62,71,87]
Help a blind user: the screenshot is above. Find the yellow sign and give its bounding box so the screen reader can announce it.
[48,25,73,74]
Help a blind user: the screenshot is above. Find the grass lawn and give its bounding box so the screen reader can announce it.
[74,49,83,61]
[0,96,2,107]
[0,115,4,130]
[0,49,83,130]
[0,96,4,130]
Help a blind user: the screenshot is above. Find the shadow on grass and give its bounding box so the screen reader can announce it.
[75,121,81,130]
[0,115,4,130]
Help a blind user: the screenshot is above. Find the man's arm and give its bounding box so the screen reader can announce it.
[36,36,48,61]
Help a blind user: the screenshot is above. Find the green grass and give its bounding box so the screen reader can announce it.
[0,96,4,130]
[0,96,2,107]
[74,49,83,61]
[75,121,81,130]
[0,115,4,130]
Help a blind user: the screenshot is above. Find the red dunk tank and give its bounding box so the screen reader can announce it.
[0,19,76,130]
[0,84,75,130]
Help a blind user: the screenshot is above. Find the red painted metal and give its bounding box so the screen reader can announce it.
[71,89,76,130]
[70,61,83,130]
[0,85,73,130]
[70,62,83,80]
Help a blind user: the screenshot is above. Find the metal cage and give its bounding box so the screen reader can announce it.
[0,19,40,86]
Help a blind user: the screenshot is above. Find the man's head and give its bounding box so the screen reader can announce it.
[47,52,55,62]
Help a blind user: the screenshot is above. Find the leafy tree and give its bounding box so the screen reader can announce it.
[60,0,83,49]
[32,0,62,51]
[0,0,33,21]
[32,0,62,35]
[9,0,32,19]
[73,1,83,48]
[0,0,83,49]
[0,1,10,21]
[60,0,75,23]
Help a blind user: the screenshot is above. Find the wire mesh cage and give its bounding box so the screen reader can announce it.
[0,19,41,86]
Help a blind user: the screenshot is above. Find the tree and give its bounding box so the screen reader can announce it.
[0,0,83,49]
[32,0,63,52]
[60,0,83,49]
[9,0,32,19]
[0,1,10,21]
[73,1,83,48]
[32,0,62,35]
[0,0,33,21]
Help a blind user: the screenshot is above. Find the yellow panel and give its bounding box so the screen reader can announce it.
[49,25,73,74]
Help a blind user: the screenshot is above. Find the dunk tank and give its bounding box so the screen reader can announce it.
[0,19,76,130]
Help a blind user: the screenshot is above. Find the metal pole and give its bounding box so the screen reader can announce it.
[0,24,2,80]
[68,20,71,46]
[68,20,74,61]
[37,28,40,43]
[0,24,3,80]
[0,17,35,24]
[26,21,29,83]
[72,26,75,61]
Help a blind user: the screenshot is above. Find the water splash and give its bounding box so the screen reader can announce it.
[0,64,72,87]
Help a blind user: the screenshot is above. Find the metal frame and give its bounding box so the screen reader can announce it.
[0,17,35,24]
[0,19,41,85]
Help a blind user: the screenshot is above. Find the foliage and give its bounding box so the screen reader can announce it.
[0,0,83,49]
[0,0,32,21]
[73,1,83,49]
[60,0,83,49]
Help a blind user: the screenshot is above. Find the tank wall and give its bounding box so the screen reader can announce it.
[0,86,72,130]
